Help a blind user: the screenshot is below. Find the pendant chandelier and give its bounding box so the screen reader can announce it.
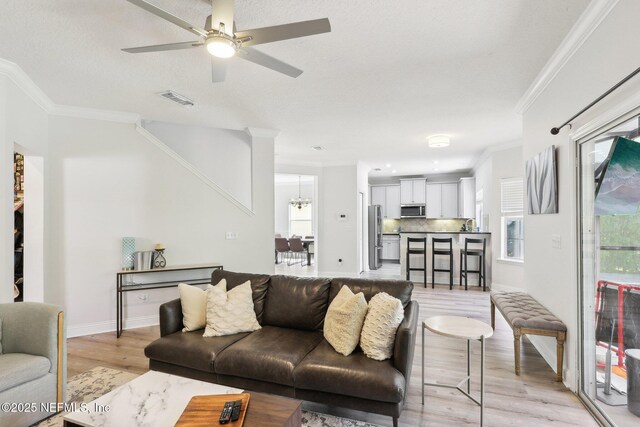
[290,176,310,210]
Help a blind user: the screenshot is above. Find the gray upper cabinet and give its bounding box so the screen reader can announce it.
[385,185,401,219]
[426,182,459,218]
[370,185,401,219]
[400,179,426,204]
[458,177,476,218]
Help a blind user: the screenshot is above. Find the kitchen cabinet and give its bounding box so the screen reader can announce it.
[426,182,459,218]
[370,185,400,219]
[400,179,426,204]
[458,177,476,218]
[382,235,400,260]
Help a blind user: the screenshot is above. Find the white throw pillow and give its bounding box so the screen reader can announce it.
[178,283,207,332]
[324,286,368,356]
[203,279,261,337]
[360,292,404,361]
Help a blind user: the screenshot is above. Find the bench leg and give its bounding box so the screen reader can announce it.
[514,329,521,376]
[490,301,495,330]
[557,331,565,382]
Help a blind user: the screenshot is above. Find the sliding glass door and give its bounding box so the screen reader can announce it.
[578,113,640,426]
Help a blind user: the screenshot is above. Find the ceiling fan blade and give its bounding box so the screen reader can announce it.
[238,47,302,78]
[126,0,207,37]
[122,41,203,53]
[211,57,228,82]
[236,18,331,47]
[211,0,235,36]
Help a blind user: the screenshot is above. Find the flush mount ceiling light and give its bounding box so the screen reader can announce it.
[427,135,451,148]
[205,34,237,58]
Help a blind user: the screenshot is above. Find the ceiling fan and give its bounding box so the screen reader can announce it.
[122,0,331,82]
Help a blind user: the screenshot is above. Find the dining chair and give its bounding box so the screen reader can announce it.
[288,238,307,265]
[275,238,291,264]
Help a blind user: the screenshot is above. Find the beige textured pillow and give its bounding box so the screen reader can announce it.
[203,279,261,337]
[178,283,208,332]
[324,286,368,356]
[360,292,404,361]
[0,318,3,354]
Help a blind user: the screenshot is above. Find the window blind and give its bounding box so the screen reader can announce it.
[501,178,524,214]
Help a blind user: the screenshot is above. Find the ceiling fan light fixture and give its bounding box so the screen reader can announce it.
[427,134,451,148]
[206,35,237,58]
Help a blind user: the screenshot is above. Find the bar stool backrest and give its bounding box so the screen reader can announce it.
[275,238,290,252]
[407,237,427,251]
[432,237,453,252]
[464,237,486,253]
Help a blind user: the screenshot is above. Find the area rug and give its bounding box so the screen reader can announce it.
[37,367,382,427]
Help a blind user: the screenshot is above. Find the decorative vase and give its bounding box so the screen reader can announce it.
[121,237,136,270]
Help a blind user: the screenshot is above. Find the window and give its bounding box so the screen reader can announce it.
[500,177,524,261]
[289,203,313,237]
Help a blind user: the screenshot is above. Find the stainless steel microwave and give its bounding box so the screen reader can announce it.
[400,205,426,218]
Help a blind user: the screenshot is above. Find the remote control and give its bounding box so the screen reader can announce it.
[230,400,242,422]
[219,401,234,424]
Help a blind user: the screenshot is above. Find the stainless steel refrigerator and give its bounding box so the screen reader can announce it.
[368,205,382,270]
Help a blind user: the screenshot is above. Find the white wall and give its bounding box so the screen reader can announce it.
[0,72,49,303]
[474,145,526,291]
[1,62,276,336]
[46,116,274,335]
[317,165,358,276]
[143,121,252,208]
[521,0,640,390]
[274,180,314,237]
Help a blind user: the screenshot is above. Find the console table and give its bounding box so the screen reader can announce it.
[116,263,223,337]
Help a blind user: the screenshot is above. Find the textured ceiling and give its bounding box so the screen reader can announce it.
[0,0,589,175]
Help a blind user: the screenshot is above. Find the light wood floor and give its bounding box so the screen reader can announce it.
[67,279,599,426]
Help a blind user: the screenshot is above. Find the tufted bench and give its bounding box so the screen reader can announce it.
[490,291,566,382]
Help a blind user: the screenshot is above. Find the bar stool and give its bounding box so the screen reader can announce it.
[460,238,487,291]
[431,237,453,290]
[406,237,427,288]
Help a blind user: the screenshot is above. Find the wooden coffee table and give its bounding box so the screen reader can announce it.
[63,371,301,427]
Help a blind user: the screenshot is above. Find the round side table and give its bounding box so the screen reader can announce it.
[422,315,493,426]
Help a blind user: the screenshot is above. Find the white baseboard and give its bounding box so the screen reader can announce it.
[67,314,159,338]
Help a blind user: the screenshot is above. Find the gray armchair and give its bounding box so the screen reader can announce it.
[0,302,66,427]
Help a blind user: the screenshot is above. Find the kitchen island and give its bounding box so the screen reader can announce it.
[399,231,492,288]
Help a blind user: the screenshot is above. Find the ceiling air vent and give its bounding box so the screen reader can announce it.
[158,90,195,107]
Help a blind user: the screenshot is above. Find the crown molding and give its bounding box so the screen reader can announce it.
[515,0,620,114]
[51,104,140,124]
[245,127,280,138]
[0,57,142,124]
[0,58,54,113]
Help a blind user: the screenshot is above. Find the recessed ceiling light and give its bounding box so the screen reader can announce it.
[385,163,392,168]
[433,160,439,164]
[434,168,440,172]
[427,135,450,148]
[311,146,324,151]
[391,169,397,174]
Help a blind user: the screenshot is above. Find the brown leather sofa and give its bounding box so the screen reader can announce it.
[145,270,419,427]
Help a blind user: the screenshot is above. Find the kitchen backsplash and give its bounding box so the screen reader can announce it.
[383,219,401,233]
[399,218,474,232]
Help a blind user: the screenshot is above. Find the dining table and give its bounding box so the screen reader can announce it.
[274,238,314,266]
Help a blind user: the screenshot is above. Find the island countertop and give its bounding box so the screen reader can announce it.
[399,231,491,235]
[399,232,492,288]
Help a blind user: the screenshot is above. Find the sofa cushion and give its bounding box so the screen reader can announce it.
[329,278,413,309]
[294,340,405,403]
[144,330,249,373]
[323,286,368,356]
[0,353,51,393]
[214,326,323,386]
[211,270,270,323]
[262,276,331,331]
[203,280,261,337]
[178,283,207,332]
